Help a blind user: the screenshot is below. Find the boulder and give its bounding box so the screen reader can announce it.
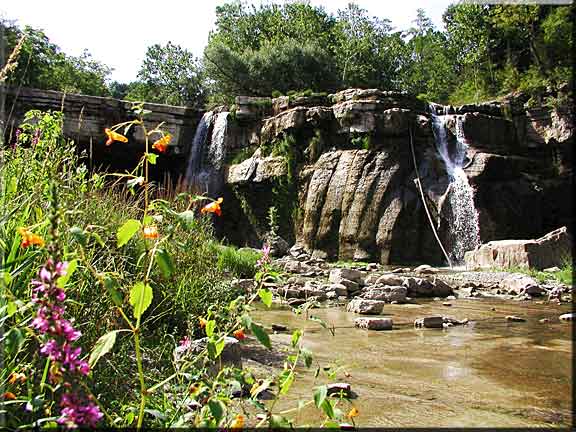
[464,227,571,270]
[284,260,313,274]
[362,286,407,303]
[263,233,289,257]
[376,274,405,286]
[277,287,301,299]
[500,274,540,295]
[414,316,444,329]
[329,268,363,284]
[227,154,288,184]
[175,336,242,372]
[328,283,349,297]
[402,277,436,297]
[230,279,255,291]
[355,317,393,330]
[346,299,385,315]
[430,277,454,297]
[326,382,354,398]
[413,264,439,274]
[364,274,380,285]
[559,313,574,321]
[506,315,526,322]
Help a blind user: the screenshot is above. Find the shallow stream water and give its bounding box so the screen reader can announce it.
[251,298,573,427]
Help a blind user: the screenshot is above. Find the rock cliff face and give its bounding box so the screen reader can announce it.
[224,89,572,264]
[5,86,571,265]
[3,86,203,180]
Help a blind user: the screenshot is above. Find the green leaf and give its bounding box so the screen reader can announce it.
[314,385,328,409]
[6,301,17,317]
[146,153,158,165]
[117,219,141,247]
[207,400,225,421]
[155,248,174,278]
[270,414,292,428]
[250,322,271,349]
[291,329,302,348]
[103,276,123,306]
[176,210,195,225]
[214,337,225,358]
[320,399,335,419]
[279,370,295,395]
[56,259,77,288]
[240,314,252,329]
[205,320,216,337]
[91,232,105,247]
[258,288,273,307]
[89,330,118,368]
[4,328,25,356]
[301,347,313,368]
[69,226,87,246]
[129,282,153,319]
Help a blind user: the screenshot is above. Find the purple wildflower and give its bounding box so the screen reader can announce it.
[31,258,101,427]
[256,243,272,269]
[58,393,103,428]
[32,129,41,147]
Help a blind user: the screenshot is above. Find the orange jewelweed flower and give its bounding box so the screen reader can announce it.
[200,197,223,217]
[230,414,244,429]
[17,227,44,248]
[104,128,128,146]
[2,392,16,400]
[142,225,159,239]
[152,134,171,153]
[347,407,359,418]
[233,328,246,340]
[8,372,26,385]
[199,317,207,329]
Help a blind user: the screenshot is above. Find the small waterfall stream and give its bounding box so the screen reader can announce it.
[185,111,229,195]
[430,105,480,264]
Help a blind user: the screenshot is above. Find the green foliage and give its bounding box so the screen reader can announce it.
[215,244,260,278]
[126,41,205,106]
[2,20,111,96]
[226,146,255,165]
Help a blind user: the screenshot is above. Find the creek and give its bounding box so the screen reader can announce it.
[251,297,572,427]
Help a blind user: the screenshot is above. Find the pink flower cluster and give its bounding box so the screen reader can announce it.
[31,259,102,428]
[256,244,271,269]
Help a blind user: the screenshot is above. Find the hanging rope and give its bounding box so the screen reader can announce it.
[409,127,453,268]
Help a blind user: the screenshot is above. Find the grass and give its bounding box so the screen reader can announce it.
[486,257,573,286]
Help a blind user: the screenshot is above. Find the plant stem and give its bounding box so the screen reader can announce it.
[134,331,147,428]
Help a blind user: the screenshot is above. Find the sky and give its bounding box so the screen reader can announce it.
[1,0,453,83]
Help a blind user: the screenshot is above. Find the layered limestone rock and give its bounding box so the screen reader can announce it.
[464,226,571,270]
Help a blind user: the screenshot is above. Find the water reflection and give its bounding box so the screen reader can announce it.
[252,297,572,427]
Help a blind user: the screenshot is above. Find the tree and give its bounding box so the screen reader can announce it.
[126,42,204,107]
[1,20,111,96]
[332,3,404,89]
[399,9,456,102]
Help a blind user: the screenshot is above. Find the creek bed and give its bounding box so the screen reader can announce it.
[250,297,573,427]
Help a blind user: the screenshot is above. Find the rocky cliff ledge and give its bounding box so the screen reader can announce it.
[224,88,572,265]
[3,86,203,179]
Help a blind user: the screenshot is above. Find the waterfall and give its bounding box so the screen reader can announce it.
[208,112,229,172]
[430,106,480,264]
[184,111,229,195]
[185,111,213,186]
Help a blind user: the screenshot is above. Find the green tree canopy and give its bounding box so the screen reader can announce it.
[126,41,204,107]
[1,20,111,96]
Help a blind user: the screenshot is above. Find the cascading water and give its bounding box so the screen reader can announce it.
[185,111,229,196]
[207,112,229,172]
[185,111,213,186]
[430,104,480,264]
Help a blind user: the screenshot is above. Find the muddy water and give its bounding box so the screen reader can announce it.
[251,298,573,427]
